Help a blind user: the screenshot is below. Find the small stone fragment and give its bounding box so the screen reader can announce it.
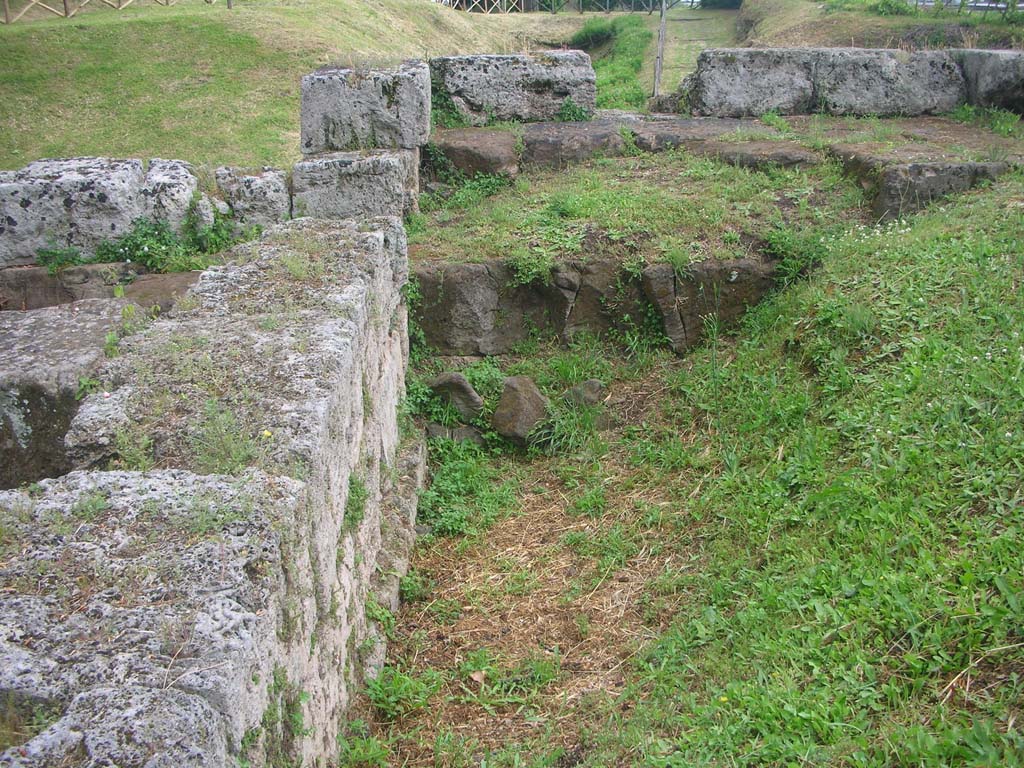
[566,379,606,407]
[491,376,549,445]
[427,372,484,421]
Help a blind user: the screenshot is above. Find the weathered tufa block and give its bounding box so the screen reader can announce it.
[3,219,426,767]
[685,49,820,117]
[954,49,1024,113]
[214,166,291,229]
[0,158,217,269]
[0,299,131,489]
[292,150,418,220]
[0,158,145,269]
[685,48,969,117]
[815,49,965,116]
[429,51,596,125]
[300,61,431,154]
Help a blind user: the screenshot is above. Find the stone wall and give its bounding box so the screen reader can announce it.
[0,159,292,270]
[0,218,425,767]
[682,47,1024,117]
[429,51,596,125]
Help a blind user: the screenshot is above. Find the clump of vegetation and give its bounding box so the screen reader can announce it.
[35,200,245,275]
[366,666,443,722]
[950,104,1023,140]
[190,399,260,475]
[345,475,369,530]
[417,439,517,536]
[570,16,652,110]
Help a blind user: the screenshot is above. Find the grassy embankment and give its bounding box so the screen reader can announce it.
[360,136,1024,764]
[739,0,1024,48]
[0,0,583,170]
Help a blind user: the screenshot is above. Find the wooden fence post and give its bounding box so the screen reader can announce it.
[3,0,10,24]
[652,0,666,97]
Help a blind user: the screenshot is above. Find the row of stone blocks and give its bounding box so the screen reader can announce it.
[683,48,1024,117]
[0,218,426,767]
[0,51,597,270]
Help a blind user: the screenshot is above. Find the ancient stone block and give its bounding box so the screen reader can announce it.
[292,150,418,221]
[300,61,431,154]
[521,119,627,168]
[642,258,779,355]
[815,49,965,116]
[0,158,146,269]
[214,166,291,229]
[954,49,1024,114]
[491,376,548,445]
[686,49,820,117]
[431,128,520,178]
[0,299,130,489]
[141,158,204,233]
[429,51,596,125]
[2,219,425,767]
[0,158,217,269]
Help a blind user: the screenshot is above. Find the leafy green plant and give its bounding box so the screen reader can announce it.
[337,719,389,767]
[399,569,433,602]
[345,475,369,530]
[365,596,396,639]
[556,96,591,123]
[35,245,91,274]
[418,438,516,536]
[365,666,442,721]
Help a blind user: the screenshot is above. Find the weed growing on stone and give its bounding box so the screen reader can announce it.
[345,475,369,531]
[190,399,260,475]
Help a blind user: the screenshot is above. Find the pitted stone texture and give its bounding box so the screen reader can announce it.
[0,158,215,268]
[686,49,820,117]
[954,49,1024,113]
[0,299,130,489]
[0,470,297,767]
[0,158,145,269]
[300,61,431,153]
[430,51,596,125]
[215,167,291,229]
[815,49,965,116]
[686,48,967,117]
[292,150,418,221]
[142,159,205,232]
[1,219,426,767]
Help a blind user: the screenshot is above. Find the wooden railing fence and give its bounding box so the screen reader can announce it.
[2,0,176,25]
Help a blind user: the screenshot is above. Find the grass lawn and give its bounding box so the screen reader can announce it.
[0,0,585,171]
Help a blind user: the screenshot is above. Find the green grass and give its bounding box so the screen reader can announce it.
[570,15,653,110]
[410,150,866,272]
[0,0,586,170]
[379,169,1024,763]
[739,0,1024,47]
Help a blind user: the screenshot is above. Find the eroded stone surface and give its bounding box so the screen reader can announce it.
[491,376,548,445]
[432,128,520,178]
[300,62,431,154]
[292,150,418,221]
[430,51,596,126]
[954,49,1024,113]
[686,49,820,117]
[521,120,627,168]
[0,299,130,489]
[0,158,216,269]
[1,218,424,767]
[685,48,969,117]
[642,258,779,355]
[215,167,291,229]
